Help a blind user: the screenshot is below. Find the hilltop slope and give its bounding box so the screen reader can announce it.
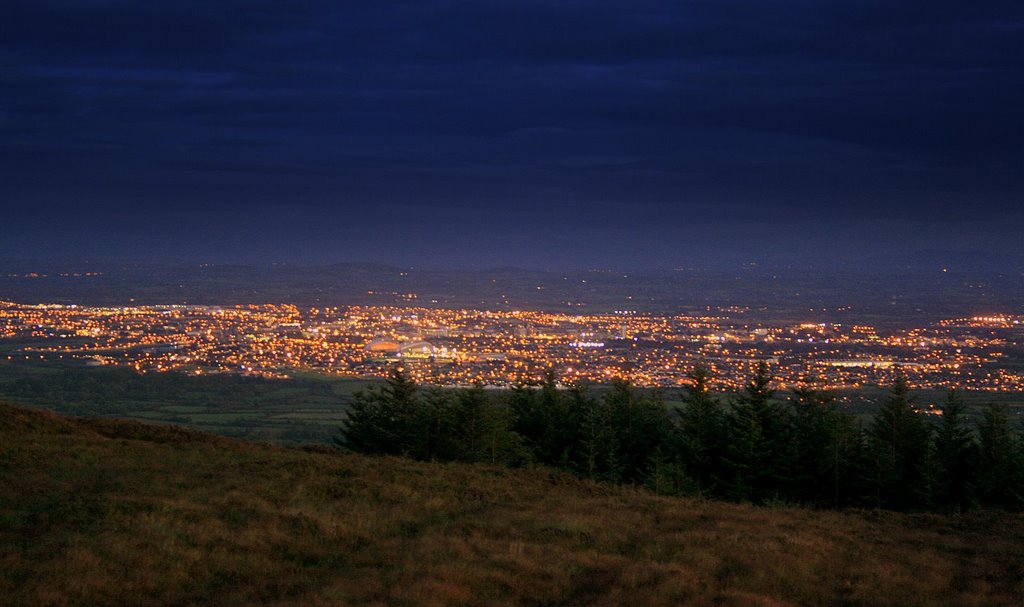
[1,404,1022,606]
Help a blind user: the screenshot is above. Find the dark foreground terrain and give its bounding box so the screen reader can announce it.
[2,403,1022,606]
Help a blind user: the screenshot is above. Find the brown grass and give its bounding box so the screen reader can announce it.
[1,403,1022,606]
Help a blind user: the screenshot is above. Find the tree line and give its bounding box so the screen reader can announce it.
[337,364,1024,512]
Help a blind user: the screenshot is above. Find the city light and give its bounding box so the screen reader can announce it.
[0,300,1020,392]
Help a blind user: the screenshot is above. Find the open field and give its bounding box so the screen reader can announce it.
[0,362,368,443]
[2,403,1023,606]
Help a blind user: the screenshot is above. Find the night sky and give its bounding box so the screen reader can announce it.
[3,1,1023,269]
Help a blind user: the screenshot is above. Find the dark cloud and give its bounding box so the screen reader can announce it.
[1,1,1022,267]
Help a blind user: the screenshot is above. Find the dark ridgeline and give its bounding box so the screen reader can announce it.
[339,367,1024,513]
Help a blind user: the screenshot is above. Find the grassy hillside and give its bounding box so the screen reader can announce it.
[1,404,1022,606]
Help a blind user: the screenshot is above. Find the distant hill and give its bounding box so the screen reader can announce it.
[2,259,1024,320]
[2,403,1022,606]
[850,250,1024,274]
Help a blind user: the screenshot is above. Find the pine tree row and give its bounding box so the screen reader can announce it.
[337,364,1024,512]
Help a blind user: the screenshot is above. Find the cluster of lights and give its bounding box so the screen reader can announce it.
[0,301,1021,391]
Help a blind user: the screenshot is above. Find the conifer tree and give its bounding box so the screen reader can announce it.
[414,386,455,461]
[788,375,838,505]
[867,372,931,510]
[724,362,790,502]
[509,379,544,463]
[448,385,493,462]
[338,367,421,456]
[604,379,672,484]
[569,383,621,481]
[934,390,978,512]
[447,385,525,465]
[676,365,725,496]
[831,414,870,509]
[509,369,581,467]
[976,404,1023,509]
[643,447,692,496]
[539,369,580,467]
